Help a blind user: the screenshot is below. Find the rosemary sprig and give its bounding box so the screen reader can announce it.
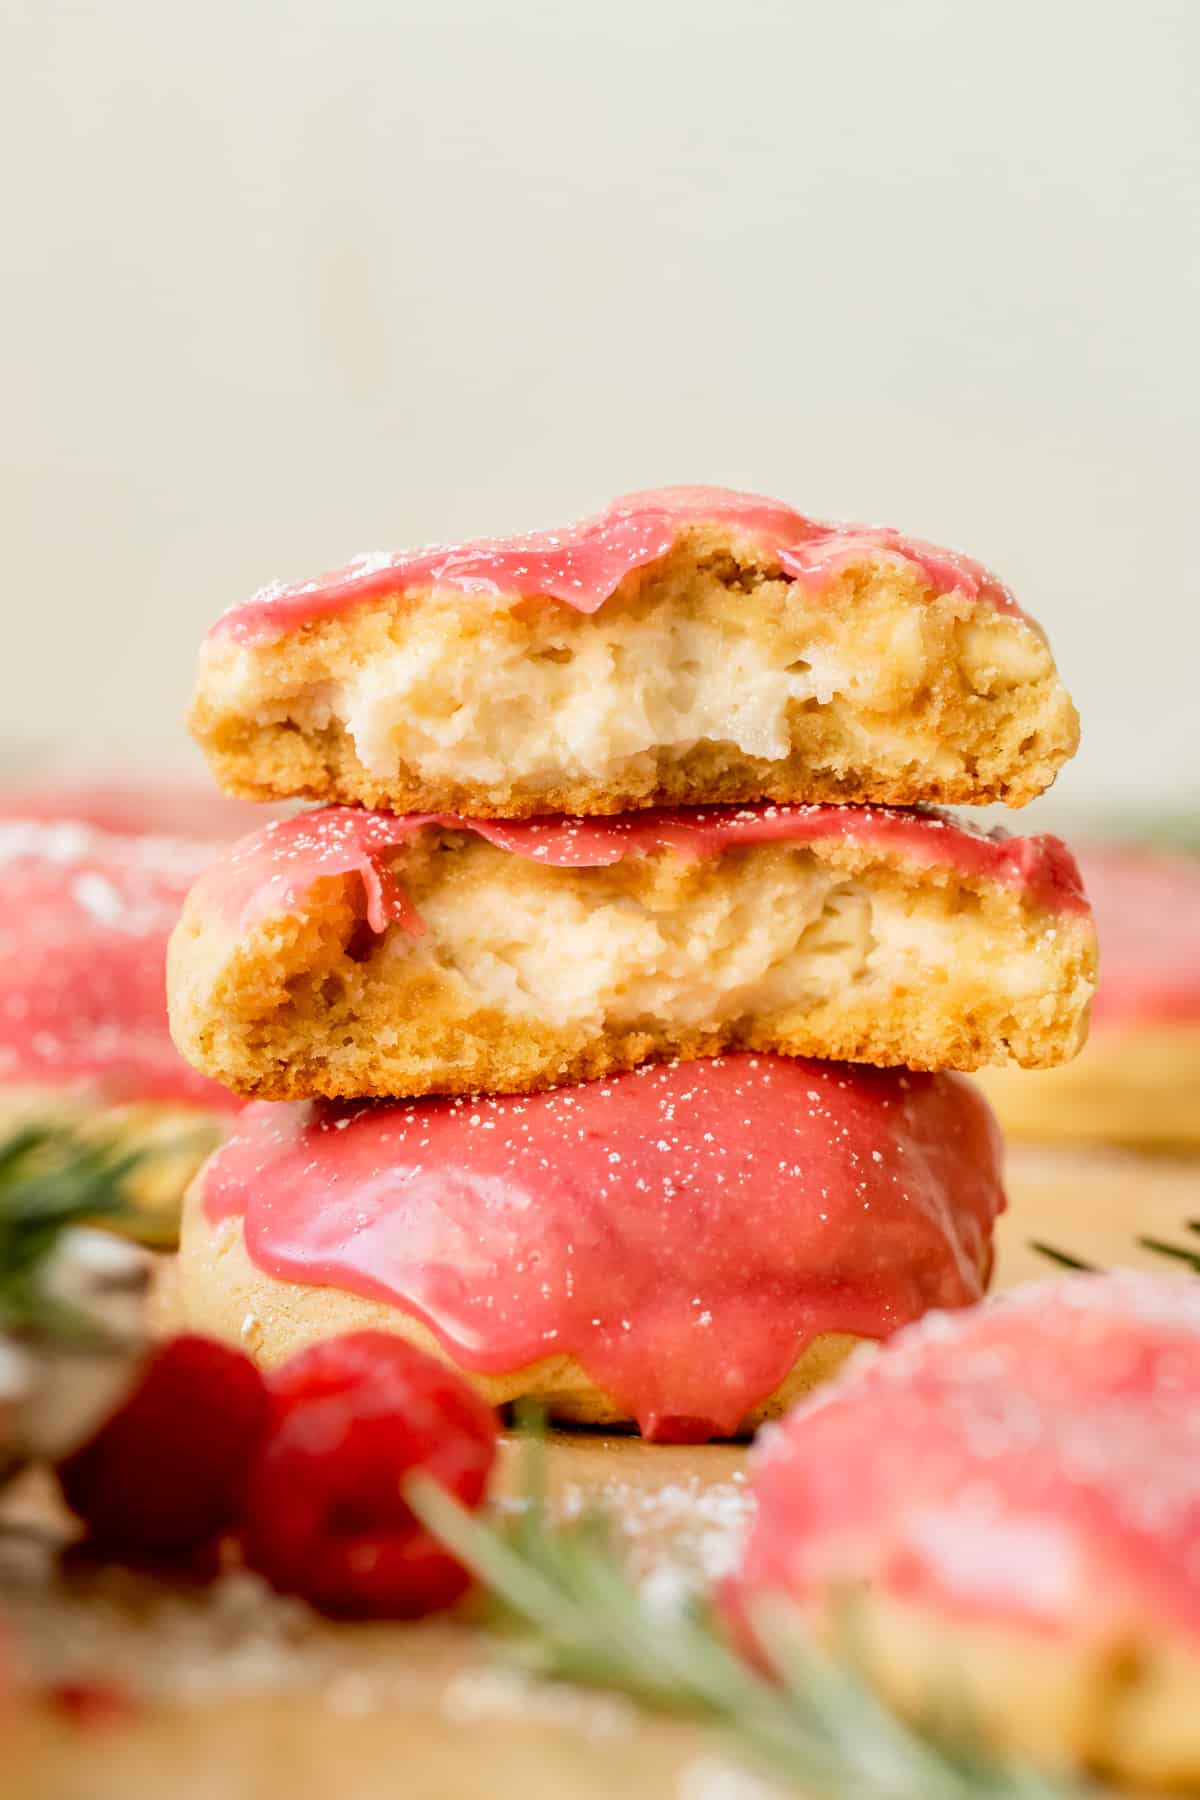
[1031,1218,1200,1279]
[1135,1222,1200,1273]
[409,1430,1097,1799]
[1026,1241,1096,1273]
[0,1123,141,1341]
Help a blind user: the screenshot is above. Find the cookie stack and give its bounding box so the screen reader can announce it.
[169,487,1096,1440]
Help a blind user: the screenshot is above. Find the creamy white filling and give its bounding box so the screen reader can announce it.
[326,615,849,784]
[385,859,1054,1041]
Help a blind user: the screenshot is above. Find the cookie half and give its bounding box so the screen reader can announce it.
[167,802,1096,1101]
[179,1054,1004,1442]
[191,486,1078,816]
[730,1271,1200,1788]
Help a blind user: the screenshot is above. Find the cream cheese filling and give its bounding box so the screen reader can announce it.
[331,615,849,784]
[377,852,1071,1052]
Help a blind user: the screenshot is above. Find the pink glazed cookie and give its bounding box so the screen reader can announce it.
[731,1271,1200,1786]
[179,1054,1004,1442]
[189,487,1077,816]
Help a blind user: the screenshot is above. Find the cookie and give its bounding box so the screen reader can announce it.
[167,801,1096,1101]
[0,819,241,1242]
[979,847,1200,1149]
[190,487,1078,817]
[731,1271,1200,1788]
[178,1054,1004,1442]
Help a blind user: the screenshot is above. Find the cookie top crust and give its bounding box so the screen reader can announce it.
[188,801,1089,937]
[735,1270,1200,1641]
[1078,847,1200,1029]
[0,818,241,1109]
[200,1054,1004,1441]
[210,486,1021,646]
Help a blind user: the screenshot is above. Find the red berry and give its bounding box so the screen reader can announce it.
[242,1332,497,1620]
[47,1680,137,1730]
[57,1336,270,1556]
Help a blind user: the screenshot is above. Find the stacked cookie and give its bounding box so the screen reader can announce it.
[169,487,1097,1440]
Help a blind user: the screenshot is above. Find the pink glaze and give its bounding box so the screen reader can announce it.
[192,802,1088,940]
[211,486,1020,646]
[0,777,279,842]
[1078,848,1200,1029]
[0,819,240,1111]
[202,1055,1004,1442]
[732,1272,1200,1643]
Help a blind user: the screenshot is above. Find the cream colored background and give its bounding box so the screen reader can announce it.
[3,0,1197,813]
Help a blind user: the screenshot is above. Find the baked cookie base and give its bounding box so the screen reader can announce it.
[192,528,1078,816]
[978,1024,1200,1151]
[168,830,1096,1101]
[178,1195,862,1435]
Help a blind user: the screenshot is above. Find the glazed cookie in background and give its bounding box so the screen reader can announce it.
[0,774,281,841]
[979,846,1200,1150]
[0,819,242,1244]
[167,802,1096,1101]
[179,1054,1005,1442]
[190,486,1079,818]
[730,1271,1200,1789]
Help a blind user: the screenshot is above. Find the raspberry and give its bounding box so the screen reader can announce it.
[57,1336,270,1556]
[242,1332,497,1619]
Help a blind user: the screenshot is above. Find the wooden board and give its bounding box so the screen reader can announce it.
[5,1147,1199,1800]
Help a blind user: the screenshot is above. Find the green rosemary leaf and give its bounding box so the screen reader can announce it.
[1136,1235,1200,1272]
[0,1121,145,1341]
[1027,1241,1097,1273]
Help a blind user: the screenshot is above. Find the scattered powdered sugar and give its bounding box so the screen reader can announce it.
[559,1473,753,1589]
[677,1757,789,1800]
[440,1664,637,1740]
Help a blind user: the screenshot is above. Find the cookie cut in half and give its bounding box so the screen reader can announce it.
[980,846,1200,1149]
[0,819,242,1243]
[179,1054,1005,1442]
[730,1271,1200,1789]
[190,486,1078,817]
[167,802,1096,1101]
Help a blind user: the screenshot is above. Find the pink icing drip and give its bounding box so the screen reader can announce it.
[0,819,241,1111]
[201,1055,1004,1442]
[194,802,1088,939]
[733,1272,1200,1643]
[211,486,1020,646]
[1078,847,1200,1030]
